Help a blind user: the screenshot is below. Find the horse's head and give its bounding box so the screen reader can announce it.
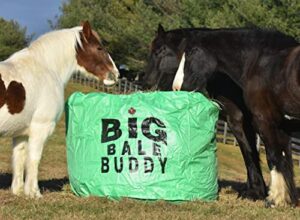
[142,25,184,91]
[172,41,217,94]
[76,21,119,86]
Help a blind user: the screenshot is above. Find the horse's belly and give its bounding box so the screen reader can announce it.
[0,105,30,137]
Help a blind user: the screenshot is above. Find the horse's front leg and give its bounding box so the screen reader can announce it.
[25,121,55,198]
[253,116,297,207]
[225,109,267,200]
[11,136,28,195]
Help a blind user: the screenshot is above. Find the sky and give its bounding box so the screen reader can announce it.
[0,0,66,38]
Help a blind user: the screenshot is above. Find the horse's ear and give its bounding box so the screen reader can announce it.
[178,38,187,55]
[82,21,92,40]
[157,23,165,36]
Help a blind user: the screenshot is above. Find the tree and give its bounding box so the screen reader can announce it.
[53,0,300,72]
[226,0,300,38]
[0,18,31,60]
[178,0,300,39]
[54,0,182,72]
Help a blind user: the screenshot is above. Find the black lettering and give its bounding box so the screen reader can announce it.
[107,144,116,155]
[101,157,109,173]
[122,141,132,155]
[144,157,154,173]
[114,157,123,173]
[153,143,161,156]
[138,140,146,155]
[158,157,167,174]
[129,157,139,172]
[101,119,122,143]
[128,118,137,138]
[141,117,167,145]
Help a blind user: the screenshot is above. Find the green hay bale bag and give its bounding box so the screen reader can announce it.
[65,91,219,201]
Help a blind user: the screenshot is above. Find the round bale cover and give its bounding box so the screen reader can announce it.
[65,91,219,201]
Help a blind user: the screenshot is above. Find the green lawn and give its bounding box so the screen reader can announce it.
[0,82,300,220]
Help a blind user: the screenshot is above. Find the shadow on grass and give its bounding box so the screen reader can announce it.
[218,179,246,193]
[219,179,270,201]
[0,172,69,192]
[219,179,300,202]
[0,172,11,190]
[40,177,69,193]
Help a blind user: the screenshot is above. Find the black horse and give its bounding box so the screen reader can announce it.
[143,25,270,201]
[173,29,299,207]
[142,25,299,205]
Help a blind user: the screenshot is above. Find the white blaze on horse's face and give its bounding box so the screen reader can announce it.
[76,22,119,86]
[172,53,185,91]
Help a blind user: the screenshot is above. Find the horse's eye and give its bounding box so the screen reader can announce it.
[97,47,103,51]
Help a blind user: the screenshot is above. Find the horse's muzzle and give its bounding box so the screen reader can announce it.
[103,69,119,86]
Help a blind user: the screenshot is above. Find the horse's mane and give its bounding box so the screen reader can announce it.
[28,26,83,58]
[5,27,84,75]
[165,27,294,38]
[163,27,299,50]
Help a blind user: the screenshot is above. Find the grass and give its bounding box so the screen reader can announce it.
[1,82,300,219]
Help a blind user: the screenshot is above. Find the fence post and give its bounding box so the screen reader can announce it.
[118,80,122,93]
[124,80,128,94]
[233,138,237,146]
[223,122,228,144]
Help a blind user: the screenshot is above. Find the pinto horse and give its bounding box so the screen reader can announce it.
[173,30,300,207]
[0,21,119,198]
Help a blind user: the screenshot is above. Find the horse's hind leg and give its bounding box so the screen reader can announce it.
[25,122,55,198]
[11,136,28,195]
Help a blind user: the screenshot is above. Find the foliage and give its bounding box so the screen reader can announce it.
[0,18,31,61]
[54,0,179,71]
[53,0,300,72]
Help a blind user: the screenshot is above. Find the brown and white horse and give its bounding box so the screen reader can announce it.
[0,21,119,198]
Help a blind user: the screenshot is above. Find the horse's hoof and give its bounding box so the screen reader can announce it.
[264,197,294,208]
[25,190,42,199]
[265,199,275,208]
[11,187,24,196]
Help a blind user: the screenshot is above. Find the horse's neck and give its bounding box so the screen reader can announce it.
[41,51,76,85]
[213,49,245,85]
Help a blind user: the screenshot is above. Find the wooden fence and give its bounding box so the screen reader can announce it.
[71,72,300,166]
[71,72,142,94]
[217,120,300,166]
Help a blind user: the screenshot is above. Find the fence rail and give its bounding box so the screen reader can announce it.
[70,72,300,166]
